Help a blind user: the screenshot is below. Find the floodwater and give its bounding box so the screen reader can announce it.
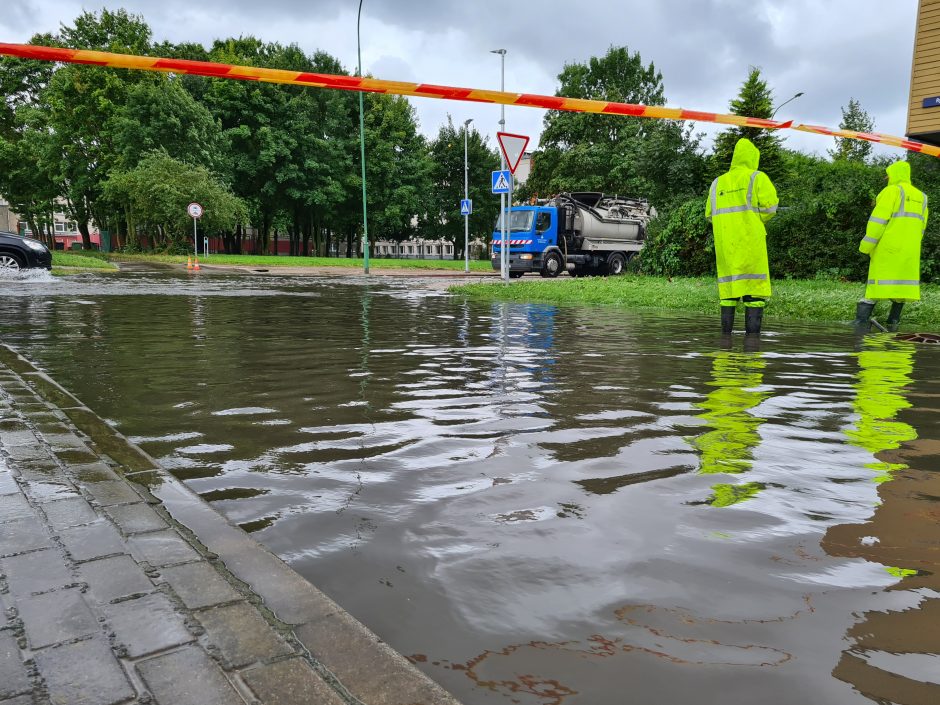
[1,268,939,705]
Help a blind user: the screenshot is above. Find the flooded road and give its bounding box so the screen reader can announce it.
[1,269,938,705]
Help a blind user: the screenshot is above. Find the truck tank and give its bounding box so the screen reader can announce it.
[551,192,655,250]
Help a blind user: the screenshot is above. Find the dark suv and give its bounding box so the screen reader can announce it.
[0,231,52,271]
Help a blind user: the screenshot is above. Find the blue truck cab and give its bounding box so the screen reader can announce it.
[490,206,560,278]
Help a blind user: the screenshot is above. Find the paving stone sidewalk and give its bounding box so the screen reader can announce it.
[0,346,460,705]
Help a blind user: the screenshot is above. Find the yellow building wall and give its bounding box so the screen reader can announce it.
[908,0,940,144]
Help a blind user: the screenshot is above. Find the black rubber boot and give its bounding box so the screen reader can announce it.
[744,306,763,337]
[853,301,875,332]
[886,302,905,330]
[721,306,735,334]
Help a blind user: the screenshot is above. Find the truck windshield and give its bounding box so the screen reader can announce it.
[493,211,535,233]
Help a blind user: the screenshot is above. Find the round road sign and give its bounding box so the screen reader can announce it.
[187,202,204,219]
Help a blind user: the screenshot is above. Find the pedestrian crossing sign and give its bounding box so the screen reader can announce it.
[491,170,511,194]
[460,199,472,215]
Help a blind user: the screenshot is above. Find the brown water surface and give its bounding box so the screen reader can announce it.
[2,269,939,705]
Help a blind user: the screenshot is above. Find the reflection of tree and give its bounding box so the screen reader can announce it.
[823,338,940,705]
[692,352,769,506]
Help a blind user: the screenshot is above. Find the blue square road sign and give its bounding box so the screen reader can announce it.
[460,199,472,215]
[491,170,511,194]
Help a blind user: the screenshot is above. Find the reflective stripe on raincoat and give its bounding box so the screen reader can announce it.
[705,139,779,300]
[860,161,928,301]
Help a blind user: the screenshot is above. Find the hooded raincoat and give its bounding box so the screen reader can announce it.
[860,161,928,301]
[705,139,779,300]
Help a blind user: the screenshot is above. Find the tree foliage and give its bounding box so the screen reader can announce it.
[712,67,785,184]
[426,117,500,258]
[829,98,875,163]
[524,47,706,208]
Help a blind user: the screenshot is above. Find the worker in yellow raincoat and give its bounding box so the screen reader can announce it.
[854,160,928,331]
[706,138,779,337]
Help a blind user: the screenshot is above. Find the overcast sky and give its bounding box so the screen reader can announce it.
[2,0,920,160]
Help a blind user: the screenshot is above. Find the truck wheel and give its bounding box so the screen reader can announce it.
[607,252,627,276]
[540,252,563,278]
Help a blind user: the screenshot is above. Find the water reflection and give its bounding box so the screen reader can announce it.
[692,351,769,507]
[824,336,940,704]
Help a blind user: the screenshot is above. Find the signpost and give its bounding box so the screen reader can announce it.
[492,170,511,280]
[187,202,204,260]
[495,133,530,282]
[460,198,472,274]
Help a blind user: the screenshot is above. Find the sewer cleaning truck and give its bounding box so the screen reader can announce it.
[491,192,656,278]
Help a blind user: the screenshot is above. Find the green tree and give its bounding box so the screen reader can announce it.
[110,78,224,173]
[358,92,432,252]
[41,9,155,249]
[829,98,875,162]
[427,117,500,259]
[712,67,785,184]
[524,46,705,208]
[104,151,245,251]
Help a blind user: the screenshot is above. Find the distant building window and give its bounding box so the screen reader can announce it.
[55,222,65,233]
[67,222,78,232]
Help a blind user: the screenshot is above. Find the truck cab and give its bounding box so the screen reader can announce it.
[490,206,559,278]
[491,192,651,278]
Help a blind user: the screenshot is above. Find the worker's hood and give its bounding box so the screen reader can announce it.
[731,138,760,171]
[886,160,911,185]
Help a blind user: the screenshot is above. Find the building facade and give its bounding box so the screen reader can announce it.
[908,0,940,145]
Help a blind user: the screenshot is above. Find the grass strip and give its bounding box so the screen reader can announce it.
[108,253,492,271]
[52,253,119,270]
[450,274,940,326]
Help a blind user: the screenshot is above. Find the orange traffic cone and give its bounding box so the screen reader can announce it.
[186,256,193,270]
[193,257,200,271]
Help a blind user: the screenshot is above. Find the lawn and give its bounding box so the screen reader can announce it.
[449,274,940,326]
[52,252,119,271]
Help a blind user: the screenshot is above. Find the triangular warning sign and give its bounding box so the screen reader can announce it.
[494,172,510,191]
[497,132,530,174]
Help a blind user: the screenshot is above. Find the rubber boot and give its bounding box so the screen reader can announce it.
[744,306,763,337]
[853,301,875,332]
[886,302,904,331]
[721,306,735,334]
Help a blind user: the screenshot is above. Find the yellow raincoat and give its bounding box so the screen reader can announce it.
[705,139,779,300]
[860,161,928,301]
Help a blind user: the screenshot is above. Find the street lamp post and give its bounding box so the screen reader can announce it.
[771,91,804,119]
[357,0,370,274]
[491,49,508,282]
[463,118,473,274]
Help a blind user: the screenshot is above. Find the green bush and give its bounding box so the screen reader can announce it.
[639,197,713,276]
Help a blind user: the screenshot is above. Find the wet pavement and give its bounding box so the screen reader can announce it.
[2,269,940,704]
[0,342,459,705]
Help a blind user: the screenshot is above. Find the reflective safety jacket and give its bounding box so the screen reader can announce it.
[705,139,779,300]
[860,161,928,301]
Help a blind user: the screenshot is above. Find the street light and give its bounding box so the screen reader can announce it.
[357,0,370,274]
[463,118,473,274]
[771,91,804,119]
[491,49,508,281]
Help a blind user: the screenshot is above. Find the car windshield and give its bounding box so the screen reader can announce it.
[493,210,534,234]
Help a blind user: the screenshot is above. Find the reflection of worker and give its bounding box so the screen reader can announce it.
[854,161,928,331]
[822,337,935,703]
[705,138,779,337]
[693,351,769,506]
[843,337,916,483]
